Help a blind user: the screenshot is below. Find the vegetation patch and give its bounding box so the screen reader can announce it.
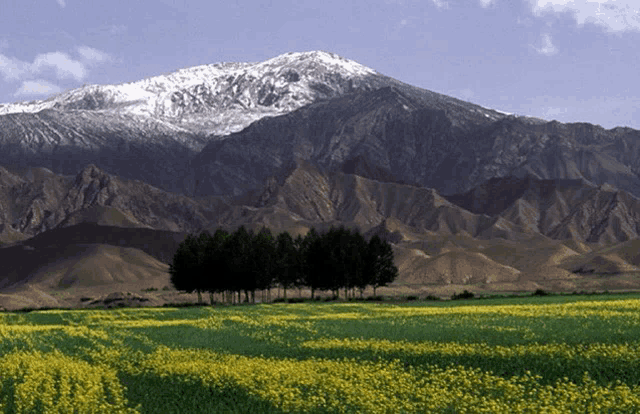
[1,295,640,412]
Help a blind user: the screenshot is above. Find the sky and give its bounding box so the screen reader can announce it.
[0,0,638,130]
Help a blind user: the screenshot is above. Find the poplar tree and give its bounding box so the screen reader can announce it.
[250,226,277,303]
[275,231,301,300]
[169,232,211,303]
[367,234,399,296]
[202,228,231,304]
[223,225,254,303]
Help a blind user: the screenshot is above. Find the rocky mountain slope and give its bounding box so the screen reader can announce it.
[2,50,640,309]
[186,85,640,199]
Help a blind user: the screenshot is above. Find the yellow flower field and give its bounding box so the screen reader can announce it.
[1,294,640,413]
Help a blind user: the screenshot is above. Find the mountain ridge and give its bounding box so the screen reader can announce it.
[1,50,640,309]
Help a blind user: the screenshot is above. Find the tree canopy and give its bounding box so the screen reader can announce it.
[169,224,399,303]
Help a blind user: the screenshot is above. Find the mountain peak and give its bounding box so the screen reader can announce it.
[0,50,384,136]
[256,50,377,77]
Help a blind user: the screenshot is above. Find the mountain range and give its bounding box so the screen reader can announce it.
[1,50,640,310]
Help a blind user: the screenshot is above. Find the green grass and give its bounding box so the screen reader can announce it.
[2,294,640,412]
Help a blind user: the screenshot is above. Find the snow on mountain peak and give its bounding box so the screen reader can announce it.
[255,50,377,77]
[0,50,381,135]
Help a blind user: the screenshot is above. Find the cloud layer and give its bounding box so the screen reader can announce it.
[529,0,640,33]
[534,33,558,56]
[14,79,62,98]
[0,46,112,100]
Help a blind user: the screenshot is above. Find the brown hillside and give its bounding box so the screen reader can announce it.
[566,254,640,274]
[55,205,150,229]
[409,250,521,285]
[24,244,170,289]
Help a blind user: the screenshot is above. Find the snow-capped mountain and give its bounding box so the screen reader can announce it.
[0,51,386,136]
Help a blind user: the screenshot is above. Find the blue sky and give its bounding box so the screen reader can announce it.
[0,0,638,129]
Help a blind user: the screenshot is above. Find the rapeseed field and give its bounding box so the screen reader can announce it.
[2,294,640,413]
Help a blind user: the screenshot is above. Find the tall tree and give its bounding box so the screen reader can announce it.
[169,232,211,303]
[222,225,254,303]
[250,226,277,303]
[367,235,399,296]
[169,234,199,299]
[300,227,325,299]
[275,231,301,300]
[347,229,369,298]
[323,225,352,298]
[202,228,231,304]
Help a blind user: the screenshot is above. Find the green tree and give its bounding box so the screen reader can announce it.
[250,226,277,303]
[222,225,254,303]
[299,227,325,299]
[275,231,302,300]
[169,232,211,303]
[347,229,369,298]
[202,228,231,304]
[367,235,399,296]
[322,225,351,298]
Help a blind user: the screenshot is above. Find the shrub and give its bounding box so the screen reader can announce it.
[162,302,202,308]
[451,290,475,300]
[532,289,548,296]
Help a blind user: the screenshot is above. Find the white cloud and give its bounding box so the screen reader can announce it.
[56,0,66,7]
[108,25,127,35]
[534,33,558,55]
[541,105,568,118]
[77,46,112,65]
[0,54,29,81]
[529,0,640,33]
[13,79,62,98]
[0,46,111,86]
[479,0,496,7]
[431,0,449,8]
[32,52,86,81]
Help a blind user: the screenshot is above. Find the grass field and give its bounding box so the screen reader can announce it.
[2,294,640,413]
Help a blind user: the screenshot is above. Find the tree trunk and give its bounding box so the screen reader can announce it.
[283,286,287,300]
[373,286,377,296]
[209,292,214,305]
[196,290,202,304]
[311,288,315,300]
[268,288,271,302]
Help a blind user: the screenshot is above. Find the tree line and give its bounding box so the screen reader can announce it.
[169,224,399,304]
